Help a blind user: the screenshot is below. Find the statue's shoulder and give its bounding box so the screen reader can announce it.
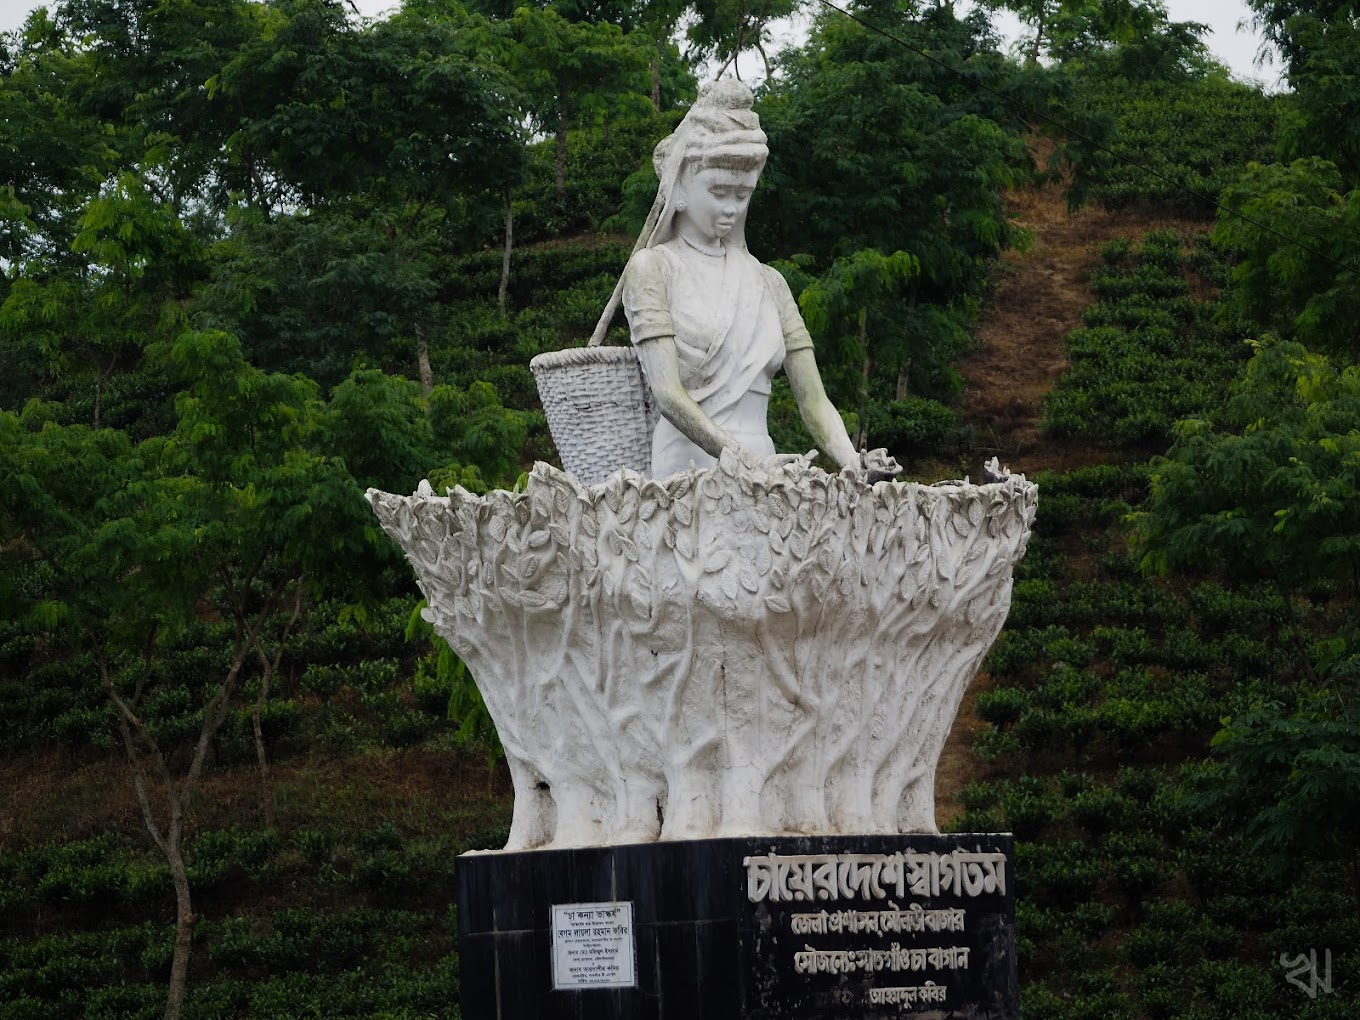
[759,261,795,297]
[624,245,675,283]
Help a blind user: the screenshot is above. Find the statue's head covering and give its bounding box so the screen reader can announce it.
[643,79,768,251]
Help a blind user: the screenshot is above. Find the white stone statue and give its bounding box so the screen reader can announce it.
[368,81,1037,852]
[623,80,878,480]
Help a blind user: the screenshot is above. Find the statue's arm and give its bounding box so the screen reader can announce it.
[767,268,859,470]
[784,348,859,470]
[633,336,742,460]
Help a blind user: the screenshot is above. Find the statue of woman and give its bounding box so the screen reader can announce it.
[616,80,897,481]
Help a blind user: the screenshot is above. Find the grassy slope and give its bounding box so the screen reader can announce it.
[3,189,1357,1018]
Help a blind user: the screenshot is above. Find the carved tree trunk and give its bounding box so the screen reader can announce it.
[499,190,514,312]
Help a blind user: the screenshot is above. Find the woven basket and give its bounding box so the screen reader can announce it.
[530,346,659,485]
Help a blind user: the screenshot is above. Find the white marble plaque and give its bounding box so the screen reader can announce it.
[550,901,637,989]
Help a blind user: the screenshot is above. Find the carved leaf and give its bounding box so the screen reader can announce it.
[704,549,732,573]
[550,523,570,547]
[674,500,693,526]
[771,567,786,590]
[765,594,791,614]
[617,534,639,562]
[554,486,571,514]
[778,514,795,539]
[739,564,760,593]
[488,516,507,543]
[755,543,772,576]
[640,499,657,521]
[663,526,677,549]
[675,533,696,560]
[789,532,809,560]
[618,488,638,524]
[518,590,548,609]
[529,529,551,549]
[720,569,740,601]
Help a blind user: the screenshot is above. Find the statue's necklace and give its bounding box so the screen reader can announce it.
[681,235,726,258]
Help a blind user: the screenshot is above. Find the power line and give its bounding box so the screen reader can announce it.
[808,0,1357,276]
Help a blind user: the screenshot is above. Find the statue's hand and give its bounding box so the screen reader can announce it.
[738,448,816,474]
[841,447,901,484]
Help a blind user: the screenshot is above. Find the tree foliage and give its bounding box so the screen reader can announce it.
[1131,337,1360,600]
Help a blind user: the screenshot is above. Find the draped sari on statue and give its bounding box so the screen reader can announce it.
[621,236,814,478]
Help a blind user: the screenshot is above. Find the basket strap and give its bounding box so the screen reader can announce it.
[590,124,691,347]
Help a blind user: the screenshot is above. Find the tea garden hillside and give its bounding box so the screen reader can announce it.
[1,0,1357,1017]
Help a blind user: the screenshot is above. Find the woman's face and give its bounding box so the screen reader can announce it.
[677,166,760,243]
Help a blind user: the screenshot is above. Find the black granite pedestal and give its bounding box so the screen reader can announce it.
[457,833,1016,1020]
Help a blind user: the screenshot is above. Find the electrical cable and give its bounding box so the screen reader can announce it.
[808,0,1359,275]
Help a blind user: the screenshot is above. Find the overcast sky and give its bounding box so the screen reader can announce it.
[0,0,1281,90]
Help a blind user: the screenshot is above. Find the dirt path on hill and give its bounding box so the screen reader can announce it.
[933,186,1207,828]
[956,186,1207,477]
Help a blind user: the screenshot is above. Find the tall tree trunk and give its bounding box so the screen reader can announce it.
[499,190,514,313]
[651,41,662,112]
[414,322,433,395]
[555,81,569,202]
[250,667,276,830]
[1028,5,1047,66]
[896,287,916,401]
[249,581,304,831]
[164,840,195,1020]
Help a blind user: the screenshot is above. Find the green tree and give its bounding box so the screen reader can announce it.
[1214,159,1360,359]
[791,248,921,447]
[687,0,799,79]
[1188,662,1360,915]
[1131,338,1360,601]
[0,329,415,1020]
[508,4,649,201]
[753,6,1027,441]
